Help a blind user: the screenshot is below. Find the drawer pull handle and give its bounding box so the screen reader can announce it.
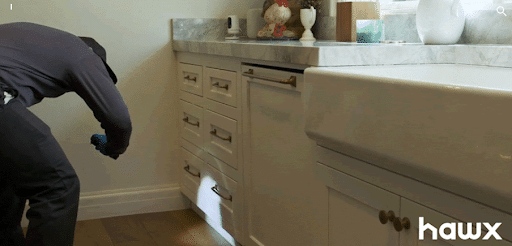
[379,210,396,224]
[393,217,411,232]
[212,82,229,90]
[210,129,232,142]
[243,69,296,87]
[184,75,197,82]
[211,185,233,201]
[183,117,200,127]
[183,164,201,177]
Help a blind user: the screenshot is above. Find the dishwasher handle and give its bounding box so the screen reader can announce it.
[243,69,296,87]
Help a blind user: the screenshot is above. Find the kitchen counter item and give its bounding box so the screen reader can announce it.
[226,15,240,40]
[300,6,317,41]
[416,0,465,44]
[258,0,294,39]
[336,1,380,42]
[356,19,385,43]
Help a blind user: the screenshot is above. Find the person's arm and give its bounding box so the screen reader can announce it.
[69,55,132,155]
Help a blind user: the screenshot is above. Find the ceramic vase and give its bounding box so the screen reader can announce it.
[416,0,465,44]
[300,6,316,42]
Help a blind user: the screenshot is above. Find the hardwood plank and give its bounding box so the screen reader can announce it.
[73,219,114,246]
[135,209,231,246]
[24,209,232,246]
[101,215,158,246]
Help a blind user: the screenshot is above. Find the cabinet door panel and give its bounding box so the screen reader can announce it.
[329,188,399,246]
[242,67,328,246]
[401,198,512,246]
[317,162,400,246]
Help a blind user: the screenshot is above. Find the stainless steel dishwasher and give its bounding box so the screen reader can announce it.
[241,64,328,246]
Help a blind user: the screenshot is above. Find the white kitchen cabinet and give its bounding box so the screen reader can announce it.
[322,162,400,246]
[241,64,328,246]
[315,147,512,246]
[178,52,244,246]
[176,51,512,246]
[400,198,512,246]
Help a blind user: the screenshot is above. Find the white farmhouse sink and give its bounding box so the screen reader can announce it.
[304,64,512,213]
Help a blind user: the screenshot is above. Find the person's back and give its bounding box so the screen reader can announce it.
[0,22,93,105]
[0,22,132,246]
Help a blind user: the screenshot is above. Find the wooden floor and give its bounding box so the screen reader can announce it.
[23,209,232,246]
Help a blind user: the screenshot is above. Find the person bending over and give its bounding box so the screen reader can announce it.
[0,22,132,246]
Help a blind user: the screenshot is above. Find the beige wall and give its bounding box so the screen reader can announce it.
[0,0,262,193]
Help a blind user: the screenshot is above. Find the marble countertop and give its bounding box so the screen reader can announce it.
[173,38,512,68]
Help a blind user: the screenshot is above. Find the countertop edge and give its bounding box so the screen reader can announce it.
[173,39,512,68]
[173,39,321,66]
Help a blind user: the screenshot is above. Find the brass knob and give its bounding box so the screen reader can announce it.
[393,217,411,232]
[379,210,395,224]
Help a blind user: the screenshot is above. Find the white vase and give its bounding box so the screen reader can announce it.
[416,0,465,44]
[300,7,316,42]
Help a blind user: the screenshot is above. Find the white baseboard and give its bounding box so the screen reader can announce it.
[21,184,191,227]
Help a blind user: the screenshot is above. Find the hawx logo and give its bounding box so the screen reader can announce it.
[419,217,502,240]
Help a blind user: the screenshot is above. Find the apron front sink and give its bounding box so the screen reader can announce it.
[304,64,512,213]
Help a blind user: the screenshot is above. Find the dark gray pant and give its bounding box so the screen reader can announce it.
[0,97,80,246]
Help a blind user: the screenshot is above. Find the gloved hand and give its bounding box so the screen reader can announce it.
[91,134,119,160]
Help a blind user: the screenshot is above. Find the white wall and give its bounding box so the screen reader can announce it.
[0,0,263,209]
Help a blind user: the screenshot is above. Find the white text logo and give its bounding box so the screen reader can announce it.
[419,217,502,240]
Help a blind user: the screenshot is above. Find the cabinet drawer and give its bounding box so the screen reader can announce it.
[197,164,239,238]
[204,67,237,107]
[179,63,203,96]
[181,148,203,193]
[203,110,238,170]
[180,100,203,149]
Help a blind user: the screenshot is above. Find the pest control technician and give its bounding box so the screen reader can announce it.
[0,22,132,245]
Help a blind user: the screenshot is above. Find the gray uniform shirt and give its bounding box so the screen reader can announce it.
[0,22,131,154]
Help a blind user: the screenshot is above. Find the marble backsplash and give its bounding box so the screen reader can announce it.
[172,19,247,41]
[173,19,247,41]
[173,10,512,44]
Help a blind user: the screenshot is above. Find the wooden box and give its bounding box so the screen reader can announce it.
[336,2,380,42]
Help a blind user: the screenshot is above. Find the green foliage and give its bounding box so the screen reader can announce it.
[301,0,322,9]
